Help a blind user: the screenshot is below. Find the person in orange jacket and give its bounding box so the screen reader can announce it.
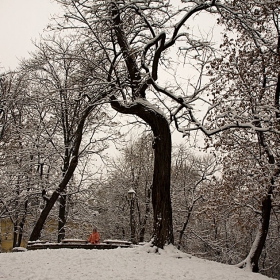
[88,228,100,244]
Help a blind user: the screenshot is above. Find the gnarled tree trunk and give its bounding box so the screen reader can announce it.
[110,1,174,248]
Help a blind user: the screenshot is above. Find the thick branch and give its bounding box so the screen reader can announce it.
[110,2,143,97]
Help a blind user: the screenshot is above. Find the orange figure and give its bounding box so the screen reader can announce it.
[88,228,100,244]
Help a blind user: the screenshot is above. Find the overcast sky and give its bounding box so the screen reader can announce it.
[0,1,220,71]
[0,0,61,70]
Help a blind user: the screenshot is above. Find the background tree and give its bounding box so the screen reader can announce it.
[205,1,280,272]
[23,35,112,241]
[0,71,46,247]
[171,146,219,250]
[23,34,116,242]
[92,133,154,242]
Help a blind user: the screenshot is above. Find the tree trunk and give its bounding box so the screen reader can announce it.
[29,184,66,241]
[29,155,78,241]
[16,198,29,247]
[13,223,18,248]
[152,116,174,248]
[57,193,67,242]
[139,185,151,243]
[110,2,173,247]
[29,105,94,241]
[58,154,70,243]
[130,199,136,243]
[178,208,192,250]
[237,192,272,272]
[111,96,174,248]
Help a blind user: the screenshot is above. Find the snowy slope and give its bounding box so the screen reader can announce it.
[0,244,276,280]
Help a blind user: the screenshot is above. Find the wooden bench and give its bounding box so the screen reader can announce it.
[61,239,88,244]
[27,242,120,250]
[26,239,132,250]
[103,239,132,247]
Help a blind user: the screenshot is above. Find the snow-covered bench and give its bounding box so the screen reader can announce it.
[26,239,132,250]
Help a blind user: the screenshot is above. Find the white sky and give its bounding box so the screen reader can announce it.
[0,0,216,149]
[0,1,221,72]
[0,0,61,70]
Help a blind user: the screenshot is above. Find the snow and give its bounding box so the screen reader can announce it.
[0,243,275,280]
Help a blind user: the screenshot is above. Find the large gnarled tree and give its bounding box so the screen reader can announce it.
[36,0,279,254]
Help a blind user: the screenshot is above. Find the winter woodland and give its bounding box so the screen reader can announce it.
[0,1,279,278]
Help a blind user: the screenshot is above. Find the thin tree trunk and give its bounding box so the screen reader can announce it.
[237,191,272,272]
[13,223,18,248]
[111,96,174,248]
[29,153,78,242]
[58,154,70,243]
[178,208,192,250]
[130,199,136,243]
[177,193,203,250]
[16,198,29,247]
[139,185,151,243]
[29,105,94,241]
[57,193,67,242]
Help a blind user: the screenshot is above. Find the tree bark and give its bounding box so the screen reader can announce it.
[111,96,174,248]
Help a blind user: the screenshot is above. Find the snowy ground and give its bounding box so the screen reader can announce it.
[0,243,276,280]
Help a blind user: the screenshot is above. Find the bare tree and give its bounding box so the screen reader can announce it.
[101,133,154,242]
[171,146,219,249]
[25,35,114,242]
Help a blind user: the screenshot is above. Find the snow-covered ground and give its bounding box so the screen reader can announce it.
[0,243,275,280]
